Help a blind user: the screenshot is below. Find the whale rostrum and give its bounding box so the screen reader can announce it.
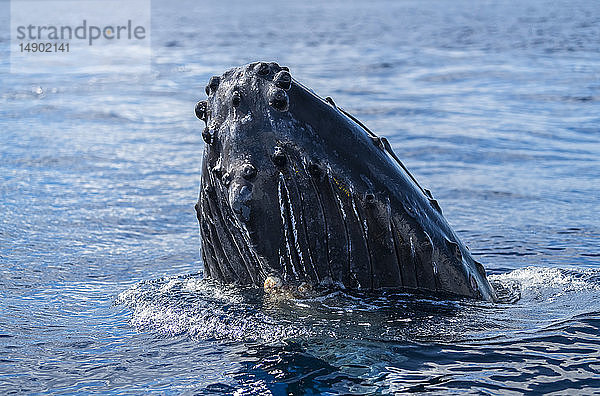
[194,61,497,302]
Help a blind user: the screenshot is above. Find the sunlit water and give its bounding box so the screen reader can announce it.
[1,0,600,394]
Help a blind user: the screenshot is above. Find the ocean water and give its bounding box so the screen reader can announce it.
[1,0,600,394]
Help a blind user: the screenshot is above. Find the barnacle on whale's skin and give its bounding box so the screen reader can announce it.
[264,275,283,291]
[194,61,497,302]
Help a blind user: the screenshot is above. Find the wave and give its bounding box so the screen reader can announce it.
[115,274,306,342]
[116,266,600,344]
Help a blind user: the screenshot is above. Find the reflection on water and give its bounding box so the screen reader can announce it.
[1,0,599,393]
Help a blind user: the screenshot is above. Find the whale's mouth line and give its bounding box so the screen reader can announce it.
[194,61,498,302]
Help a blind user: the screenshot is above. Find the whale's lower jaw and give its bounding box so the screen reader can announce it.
[194,61,497,302]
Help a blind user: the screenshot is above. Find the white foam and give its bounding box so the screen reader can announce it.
[492,266,598,290]
[116,275,304,342]
[489,266,600,301]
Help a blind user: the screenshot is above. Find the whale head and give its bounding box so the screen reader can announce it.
[194,61,497,301]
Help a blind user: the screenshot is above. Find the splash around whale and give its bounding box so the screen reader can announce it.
[194,61,497,302]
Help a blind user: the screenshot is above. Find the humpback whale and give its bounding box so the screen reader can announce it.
[194,61,497,302]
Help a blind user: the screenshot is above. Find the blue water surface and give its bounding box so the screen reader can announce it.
[1,0,600,394]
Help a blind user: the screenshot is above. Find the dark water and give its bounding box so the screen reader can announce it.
[2,0,600,393]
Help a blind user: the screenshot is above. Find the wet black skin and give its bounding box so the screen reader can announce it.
[194,61,497,302]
